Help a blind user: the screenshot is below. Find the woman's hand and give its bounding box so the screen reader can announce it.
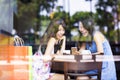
[57,35,66,55]
[58,35,66,41]
[43,55,52,63]
[60,36,66,40]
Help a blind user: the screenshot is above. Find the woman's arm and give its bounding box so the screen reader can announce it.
[43,38,56,62]
[59,36,66,54]
[44,37,56,56]
[93,32,104,54]
[79,42,86,50]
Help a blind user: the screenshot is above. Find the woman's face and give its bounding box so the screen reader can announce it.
[79,22,88,37]
[56,25,65,39]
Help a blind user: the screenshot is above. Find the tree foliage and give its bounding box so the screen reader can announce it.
[15,0,57,34]
[15,0,120,42]
[71,12,93,25]
[95,0,119,41]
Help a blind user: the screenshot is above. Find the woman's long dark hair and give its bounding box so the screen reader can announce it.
[41,19,66,44]
[78,20,94,49]
[48,19,66,39]
[79,20,93,36]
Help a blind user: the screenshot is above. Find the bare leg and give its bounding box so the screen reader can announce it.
[48,73,64,80]
[76,76,90,80]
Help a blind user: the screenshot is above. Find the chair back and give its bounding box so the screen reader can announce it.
[64,55,102,80]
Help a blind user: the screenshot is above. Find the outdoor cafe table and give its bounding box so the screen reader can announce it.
[51,54,120,80]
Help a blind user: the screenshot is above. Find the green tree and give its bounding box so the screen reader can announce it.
[95,0,120,41]
[15,0,57,34]
[71,12,94,26]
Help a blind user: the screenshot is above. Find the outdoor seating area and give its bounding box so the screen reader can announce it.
[52,55,102,80]
[1,0,120,80]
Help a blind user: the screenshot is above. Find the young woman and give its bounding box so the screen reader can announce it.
[77,21,117,80]
[32,19,66,80]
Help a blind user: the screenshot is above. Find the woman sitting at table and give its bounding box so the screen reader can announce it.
[32,19,66,80]
[76,21,117,80]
